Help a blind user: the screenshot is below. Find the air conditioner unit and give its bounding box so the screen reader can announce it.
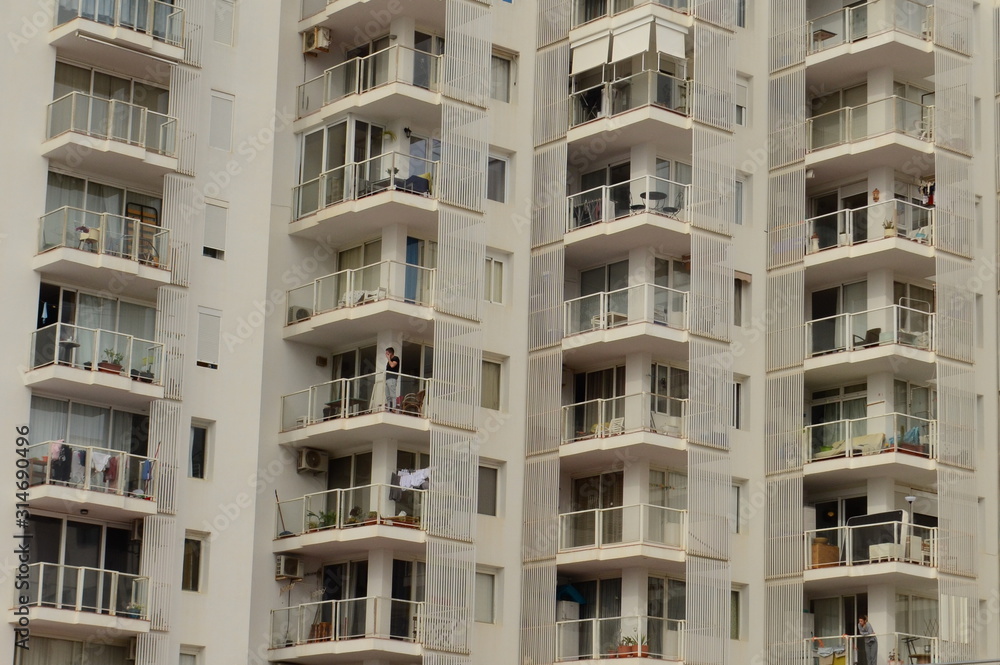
[288,306,312,323]
[302,27,331,55]
[275,555,305,581]
[127,636,138,661]
[130,518,144,541]
[297,448,328,474]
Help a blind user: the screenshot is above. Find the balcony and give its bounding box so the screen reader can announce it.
[558,504,686,574]
[804,521,939,586]
[34,207,171,300]
[572,0,690,28]
[274,484,426,558]
[804,200,934,286]
[291,152,439,246]
[568,71,692,149]
[300,0,445,34]
[44,92,178,186]
[51,0,185,64]
[565,176,691,264]
[26,441,158,520]
[270,597,422,662]
[296,45,441,128]
[26,322,165,408]
[556,616,684,662]
[280,372,430,449]
[802,634,937,665]
[285,261,435,345]
[563,284,689,364]
[805,96,934,182]
[14,563,149,637]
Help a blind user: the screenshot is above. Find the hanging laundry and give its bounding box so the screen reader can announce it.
[104,456,119,486]
[70,448,85,485]
[51,444,72,482]
[397,467,431,490]
[91,451,110,472]
[141,459,154,481]
[389,472,403,501]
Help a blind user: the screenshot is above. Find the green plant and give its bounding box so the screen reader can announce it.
[345,506,363,524]
[102,348,124,365]
[621,635,637,647]
[140,355,156,371]
[366,510,379,521]
[882,219,895,229]
[307,509,337,528]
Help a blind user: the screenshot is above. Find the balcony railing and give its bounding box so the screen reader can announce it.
[27,441,158,501]
[807,0,932,53]
[804,412,936,462]
[805,521,937,569]
[270,596,423,647]
[293,152,438,219]
[55,0,185,46]
[807,96,933,151]
[281,372,430,431]
[556,616,685,661]
[275,483,426,538]
[806,304,933,356]
[562,392,687,443]
[286,261,434,324]
[47,92,177,156]
[570,72,690,127]
[297,44,442,117]
[806,200,933,252]
[30,322,164,384]
[804,633,938,665]
[25,562,149,619]
[559,504,686,551]
[564,283,689,335]
[572,0,689,27]
[567,175,691,230]
[39,206,170,268]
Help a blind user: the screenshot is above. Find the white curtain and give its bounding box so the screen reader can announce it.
[68,403,110,448]
[118,301,156,340]
[18,636,82,665]
[45,172,86,213]
[109,411,135,453]
[29,396,69,444]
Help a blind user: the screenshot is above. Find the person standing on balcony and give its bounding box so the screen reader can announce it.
[385,347,400,411]
[857,615,877,665]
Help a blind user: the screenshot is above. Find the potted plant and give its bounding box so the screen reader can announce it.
[98,348,124,374]
[636,634,649,658]
[123,601,143,619]
[131,355,156,382]
[365,510,379,525]
[306,509,337,530]
[883,218,896,238]
[618,635,638,658]
[345,506,363,525]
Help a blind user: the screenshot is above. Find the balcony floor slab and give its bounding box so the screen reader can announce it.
[283,300,434,347]
[28,484,158,522]
[49,19,185,75]
[565,211,691,267]
[803,345,935,388]
[279,412,431,450]
[295,83,441,135]
[557,543,686,577]
[273,524,426,560]
[804,239,934,288]
[560,432,687,474]
[289,193,438,248]
[24,364,163,410]
[563,323,689,367]
[33,247,170,301]
[803,452,937,494]
[268,637,421,664]
[42,133,177,190]
[8,607,149,639]
[803,561,938,593]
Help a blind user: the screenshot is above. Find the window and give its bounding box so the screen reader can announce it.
[182,536,204,591]
[477,465,498,516]
[731,380,744,429]
[484,257,504,303]
[179,650,200,665]
[735,0,746,27]
[189,424,208,478]
[735,81,748,125]
[213,0,235,45]
[733,178,746,225]
[490,54,512,102]
[481,360,502,410]
[19,637,130,664]
[197,307,222,369]
[729,484,741,533]
[731,589,742,639]
[487,156,507,203]
[475,571,496,622]
[209,91,234,151]
[203,202,227,259]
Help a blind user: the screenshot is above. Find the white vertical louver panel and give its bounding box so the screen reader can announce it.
[168,66,201,176]
[937,359,975,469]
[765,475,803,578]
[429,318,482,430]
[933,0,973,56]
[937,466,977,577]
[692,127,735,235]
[424,539,475,653]
[688,340,732,449]
[532,143,568,247]
[533,45,571,147]
[526,350,563,456]
[687,445,731,559]
[765,374,804,474]
[162,174,193,287]
[135,632,170,665]
[935,151,975,257]
[694,0,738,29]
[692,24,734,131]
[425,653,472,665]
[765,579,805,665]
[155,286,188,400]
[934,50,972,156]
[428,430,478,542]
[139,515,176,631]
[938,575,977,661]
[443,0,491,106]
[689,232,732,341]
[522,455,560,561]
[766,169,806,268]
[439,103,489,212]
[528,246,565,351]
[148,400,182,515]
[520,561,557,665]
[174,0,204,66]
[767,0,806,72]
[764,269,804,371]
[935,255,975,362]
[436,210,485,321]
[684,555,730,665]
[767,69,806,170]
[536,0,570,48]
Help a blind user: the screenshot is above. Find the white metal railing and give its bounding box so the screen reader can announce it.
[806,199,933,252]
[24,562,149,619]
[807,96,933,151]
[293,152,438,219]
[807,0,933,53]
[26,441,158,501]
[47,92,177,155]
[804,412,936,463]
[805,521,938,568]
[29,321,164,384]
[38,206,170,268]
[567,175,691,230]
[561,392,687,443]
[281,372,431,431]
[558,504,686,550]
[570,72,690,127]
[564,283,689,335]
[286,261,434,324]
[55,0,185,46]
[270,596,423,647]
[275,483,426,538]
[555,616,685,661]
[806,304,933,356]
[572,0,689,27]
[297,44,441,117]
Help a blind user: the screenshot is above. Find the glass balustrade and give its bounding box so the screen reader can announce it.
[38,206,171,267]
[808,0,933,53]
[29,322,164,384]
[808,96,933,151]
[55,0,185,46]
[556,615,685,661]
[275,483,426,537]
[26,441,158,500]
[281,373,431,431]
[559,504,686,550]
[26,562,149,618]
[561,392,687,443]
[564,283,689,334]
[806,304,933,356]
[805,522,937,568]
[567,175,690,230]
[270,597,423,647]
[804,412,936,462]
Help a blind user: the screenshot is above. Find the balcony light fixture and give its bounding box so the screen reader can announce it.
[404,127,412,138]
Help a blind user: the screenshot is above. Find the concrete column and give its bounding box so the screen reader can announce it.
[867,476,895,514]
[620,567,647,639]
[866,166,895,240]
[866,267,894,342]
[866,583,895,655]
[625,351,652,434]
[367,549,394,637]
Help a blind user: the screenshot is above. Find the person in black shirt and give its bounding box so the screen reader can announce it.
[384,347,400,410]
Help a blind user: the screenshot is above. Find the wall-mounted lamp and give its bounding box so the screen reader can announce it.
[805,169,815,179]
[80,509,89,516]
[403,127,412,139]
[388,34,397,40]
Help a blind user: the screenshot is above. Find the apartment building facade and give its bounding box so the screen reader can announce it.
[1,1,999,665]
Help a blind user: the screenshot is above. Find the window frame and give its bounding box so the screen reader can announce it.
[189,422,210,479]
[196,307,222,369]
[477,464,499,516]
[182,534,206,592]
[203,200,227,259]
[474,570,497,623]
[483,256,504,304]
[486,155,508,203]
[208,90,235,152]
[489,52,513,103]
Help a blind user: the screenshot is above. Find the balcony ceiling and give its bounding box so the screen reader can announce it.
[278,414,431,450]
[805,137,934,187]
[803,241,935,289]
[304,0,446,35]
[283,302,435,348]
[562,324,689,368]
[273,525,426,560]
[805,33,934,91]
[12,607,150,639]
[42,134,177,192]
[268,638,421,664]
[559,434,687,474]
[803,561,938,594]
[48,23,182,81]
[288,194,439,248]
[802,347,935,389]
[32,248,169,302]
[564,213,692,268]
[802,453,937,496]
[24,365,162,411]
[28,484,158,522]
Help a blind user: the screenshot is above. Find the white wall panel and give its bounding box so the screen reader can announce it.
[532,144,569,247]
[533,45,571,146]
[430,318,482,429]
[764,270,804,371]
[436,210,486,321]
[139,514,176,631]
[692,24,734,131]
[428,430,478,542]
[765,579,805,665]
[528,246,565,350]
[439,102,489,212]
[768,70,806,170]
[424,539,475,654]
[444,0,492,106]
[520,561,557,664]
[694,0,739,29]
[155,286,188,400]
[536,0,570,48]
[149,400,181,515]
[935,151,975,257]
[939,575,977,661]
[937,359,976,469]
[768,0,807,72]
[934,0,973,56]
[174,0,203,66]
[526,350,563,456]
[169,66,201,176]
[937,466,976,576]
[687,445,731,558]
[934,50,972,156]
[135,632,171,665]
